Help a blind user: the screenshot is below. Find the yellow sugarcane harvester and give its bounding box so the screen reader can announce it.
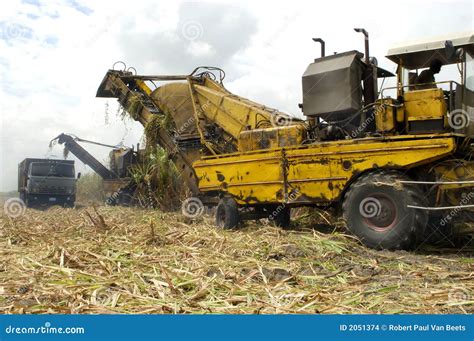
[96,30,473,250]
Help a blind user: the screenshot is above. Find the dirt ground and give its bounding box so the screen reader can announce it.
[0,205,473,314]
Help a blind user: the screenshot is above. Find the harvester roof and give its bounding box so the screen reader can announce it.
[386,31,474,69]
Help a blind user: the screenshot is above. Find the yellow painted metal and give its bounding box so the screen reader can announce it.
[375,98,406,133]
[151,83,198,137]
[432,160,474,209]
[133,75,302,153]
[193,135,457,205]
[238,125,306,151]
[404,88,447,126]
[375,98,398,132]
[98,70,470,208]
[136,80,152,96]
[191,78,298,141]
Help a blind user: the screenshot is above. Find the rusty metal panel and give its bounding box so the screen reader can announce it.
[194,136,457,205]
[238,126,305,152]
[194,149,284,204]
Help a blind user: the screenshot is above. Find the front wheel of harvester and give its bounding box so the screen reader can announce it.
[216,197,240,229]
[342,171,428,250]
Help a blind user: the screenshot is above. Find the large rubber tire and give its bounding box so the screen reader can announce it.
[24,194,34,208]
[268,206,291,229]
[63,201,75,209]
[216,197,240,229]
[342,171,428,250]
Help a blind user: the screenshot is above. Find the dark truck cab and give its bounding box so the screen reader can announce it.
[18,158,79,207]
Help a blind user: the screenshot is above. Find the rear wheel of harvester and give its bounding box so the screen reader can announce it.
[216,197,240,229]
[342,171,428,250]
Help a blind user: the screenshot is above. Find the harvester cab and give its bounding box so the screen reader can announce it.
[382,32,474,137]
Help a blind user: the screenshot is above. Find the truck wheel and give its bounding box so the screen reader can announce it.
[63,202,75,209]
[342,171,428,250]
[24,195,33,208]
[268,206,291,229]
[216,197,240,229]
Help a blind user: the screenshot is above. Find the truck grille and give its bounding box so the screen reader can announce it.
[38,187,68,194]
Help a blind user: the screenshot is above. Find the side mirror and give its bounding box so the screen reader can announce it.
[445,40,464,62]
[445,40,455,60]
[77,172,81,179]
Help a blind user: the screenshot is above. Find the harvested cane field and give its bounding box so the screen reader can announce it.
[1,204,473,315]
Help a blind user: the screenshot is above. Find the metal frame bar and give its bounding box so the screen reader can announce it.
[399,180,474,185]
[407,204,474,211]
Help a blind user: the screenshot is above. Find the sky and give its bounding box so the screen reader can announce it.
[0,0,472,191]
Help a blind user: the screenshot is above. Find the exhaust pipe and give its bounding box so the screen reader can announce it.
[312,38,325,58]
[354,28,375,103]
[354,28,369,64]
[354,28,376,131]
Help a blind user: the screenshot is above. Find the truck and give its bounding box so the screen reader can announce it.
[96,30,473,250]
[18,158,78,208]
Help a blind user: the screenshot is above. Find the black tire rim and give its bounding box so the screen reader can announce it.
[362,193,398,232]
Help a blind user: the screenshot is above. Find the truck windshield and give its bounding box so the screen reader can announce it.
[30,163,75,177]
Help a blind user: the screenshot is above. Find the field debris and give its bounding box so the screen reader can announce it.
[0,206,473,314]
